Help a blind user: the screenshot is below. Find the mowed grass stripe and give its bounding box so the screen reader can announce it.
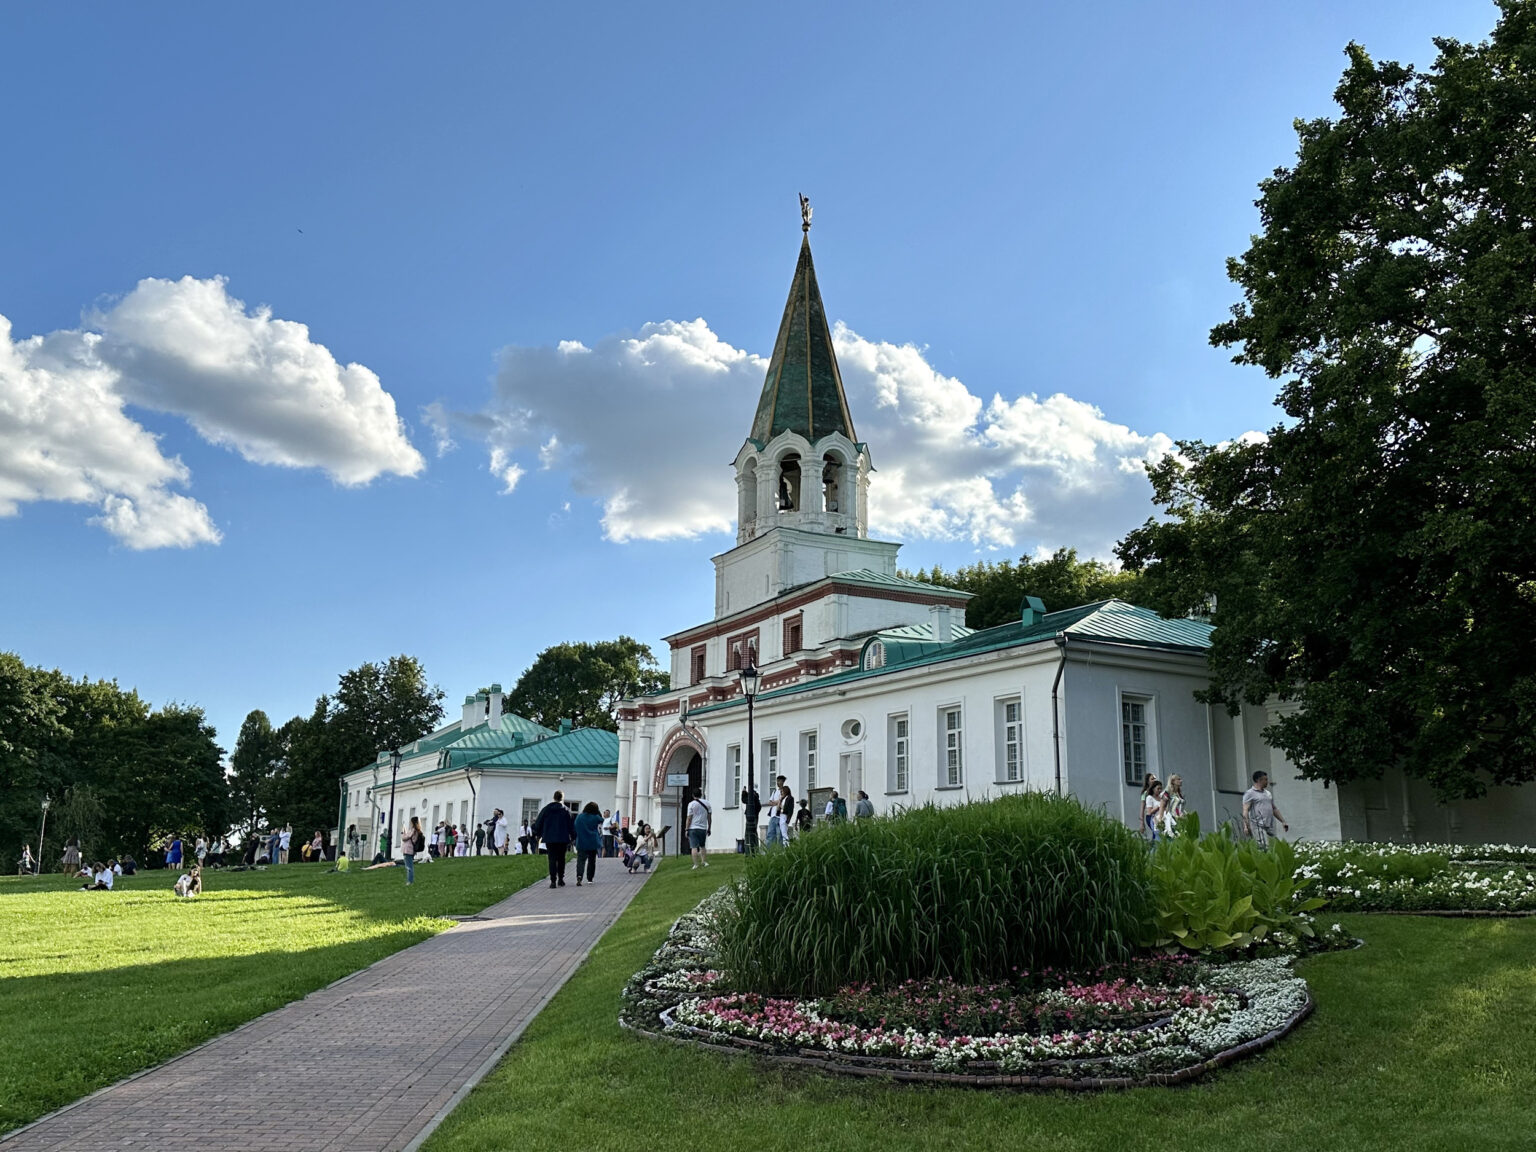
[0,856,542,1133]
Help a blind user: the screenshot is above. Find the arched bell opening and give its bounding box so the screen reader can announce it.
[822,452,845,514]
[777,454,802,511]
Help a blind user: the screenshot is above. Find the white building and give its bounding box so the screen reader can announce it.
[338,685,618,857]
[615,215,1536,849]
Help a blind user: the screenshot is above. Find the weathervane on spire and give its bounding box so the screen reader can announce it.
[799,193,812,233]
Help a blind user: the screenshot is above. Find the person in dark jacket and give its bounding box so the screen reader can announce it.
[532,791,576,888]
[573,802,603,886]
[741,783,762,854]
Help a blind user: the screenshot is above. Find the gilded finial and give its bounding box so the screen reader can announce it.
[799,193,812,233]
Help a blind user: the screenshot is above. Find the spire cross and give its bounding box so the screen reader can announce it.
[799,193,812,233]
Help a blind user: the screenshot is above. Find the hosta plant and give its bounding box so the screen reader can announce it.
[1149,814,1325,953]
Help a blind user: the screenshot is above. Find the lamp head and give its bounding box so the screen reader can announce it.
[739,662,759,700]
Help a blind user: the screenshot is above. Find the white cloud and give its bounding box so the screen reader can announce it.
[449,317,1175,558]
[92,276,423,485]
[0,277,421,548]
[0,320,220,549]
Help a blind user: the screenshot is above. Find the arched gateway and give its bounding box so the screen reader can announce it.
[653,725,706,855]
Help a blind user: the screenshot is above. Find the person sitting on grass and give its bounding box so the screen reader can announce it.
[120,854,137,875]
[174,866,202,898]
[81,861,113,890]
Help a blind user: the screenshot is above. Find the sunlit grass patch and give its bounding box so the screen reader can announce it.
[0,857,541,1133]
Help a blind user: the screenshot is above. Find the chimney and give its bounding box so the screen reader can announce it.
[460,695,478,729]
[559,717,573,736]
[487,683,504,729]
[929,602,954,644]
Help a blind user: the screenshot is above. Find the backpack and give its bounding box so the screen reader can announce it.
[413,829,425,852]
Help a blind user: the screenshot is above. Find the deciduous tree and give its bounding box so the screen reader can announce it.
[508,638,669,731]
[1118,5,1536,799]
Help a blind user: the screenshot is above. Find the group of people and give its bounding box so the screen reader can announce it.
[1137,774,1188,842]
[1137,769,1289,846]
[740,780,877,851]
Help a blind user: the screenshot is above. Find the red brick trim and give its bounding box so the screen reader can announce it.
[665,580,968,650]
[651,725,707,793]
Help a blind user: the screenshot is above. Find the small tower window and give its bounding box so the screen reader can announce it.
[777,455,801,510]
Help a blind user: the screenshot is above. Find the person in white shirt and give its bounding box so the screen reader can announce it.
[278,825,292,864]
[686,787,712,869]
[81,862,113,890]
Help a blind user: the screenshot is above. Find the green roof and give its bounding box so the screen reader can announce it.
[689,599,1212,717]
[367,713,556,768]
[819,569,973,597]
[470,727,620,773]
[749,233,856,444]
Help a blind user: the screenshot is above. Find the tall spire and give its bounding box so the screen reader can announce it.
[748,201,857,444]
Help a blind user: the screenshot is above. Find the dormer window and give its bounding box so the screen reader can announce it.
[864,641,885,670]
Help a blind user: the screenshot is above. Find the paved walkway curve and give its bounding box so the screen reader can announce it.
[3,865,652,1152]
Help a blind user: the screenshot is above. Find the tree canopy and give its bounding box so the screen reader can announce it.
[905,548,1150,629]
[507,637,669,732]
[1118,4,1536,800]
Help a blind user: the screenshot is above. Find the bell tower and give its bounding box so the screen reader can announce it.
[734,199,871,545]
[712,201,897,619]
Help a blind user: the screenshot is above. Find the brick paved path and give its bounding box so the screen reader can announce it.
[3,865,652,1152]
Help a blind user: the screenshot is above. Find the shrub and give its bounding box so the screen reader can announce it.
[1149,814,1324,953]
[716,793,1154,996]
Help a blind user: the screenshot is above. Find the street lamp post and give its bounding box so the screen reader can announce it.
[740,662,759,851]
[385,750,402,860]
[36,796,50,876]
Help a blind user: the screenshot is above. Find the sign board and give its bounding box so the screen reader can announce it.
[664,773,691,788]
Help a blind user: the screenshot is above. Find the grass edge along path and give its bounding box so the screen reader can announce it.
[425,857,1536,1152]
[0,857,544,1134]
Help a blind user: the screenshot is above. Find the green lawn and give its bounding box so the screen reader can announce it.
[0,855,541,1133]
[426,856,1536,1152]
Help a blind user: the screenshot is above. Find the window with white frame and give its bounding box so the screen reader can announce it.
[801,730,818,790]
[940,706,963,788]
[1122,696,1151,785]
[763,737,779,789]
[888,714,910,793]
[996,696,1023,783]
[726,744,742,806]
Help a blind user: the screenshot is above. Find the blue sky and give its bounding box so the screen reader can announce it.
[0,1,1497,750]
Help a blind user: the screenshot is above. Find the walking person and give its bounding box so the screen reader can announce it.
[533,792,575,888]
[519,818,535,855]
[600,809,616,859]
[1242,770,1289,848]
[493,809,509,855]
[741,782,761,853]
[854,790,875,820]
[686,787,712,869]
[795,798,812,837]
[574,802,603,886]
[401,816,424,885]
[473,822,485,855]
[18,844,36,875]
[166,834,184,870]
[1160,775,1187,838]
[1140,777,1165,843]
[61,836,80,875]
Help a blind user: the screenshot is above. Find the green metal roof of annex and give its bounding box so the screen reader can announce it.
[688,599,1212,717]
[367,713,556,767]
[460,727,619,773]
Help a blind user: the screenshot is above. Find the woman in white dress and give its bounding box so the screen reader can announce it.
[1160,775,1187,838]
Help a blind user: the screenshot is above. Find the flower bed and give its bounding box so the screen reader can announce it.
[621,889,1314,1088]
[1293,842,1536,913]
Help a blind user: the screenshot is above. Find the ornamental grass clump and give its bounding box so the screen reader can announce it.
[717,793,1154,996]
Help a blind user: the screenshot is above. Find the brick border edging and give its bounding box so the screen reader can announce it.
[620,991,1314,1091]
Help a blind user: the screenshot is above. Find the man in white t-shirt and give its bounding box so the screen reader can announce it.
[686,787,712,869]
